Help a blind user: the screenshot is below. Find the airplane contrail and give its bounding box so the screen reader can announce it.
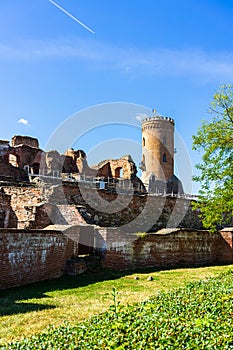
[48,0,95,34]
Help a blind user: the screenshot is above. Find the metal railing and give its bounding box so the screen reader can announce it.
[27,169,198,199]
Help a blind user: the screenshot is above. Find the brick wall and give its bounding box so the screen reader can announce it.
[0,228,75,289]
[61,184,202,232]
[0,158,27,182]
[11,135,39,148]
[0,225,95,290]
[0,190,17,228]
[98,227,233,270]
[2,183,202,232]
[1,225,233,289]
[3,185,42,228]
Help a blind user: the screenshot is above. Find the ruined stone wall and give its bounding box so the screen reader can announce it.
[1,183,202,231]
[11,136,39,148]
[0,190,17,228]
[12,145,42,169]
[3,185,43,228]
[98,228,233,270]
[0,158,28,182]
[61,184,202,232]
[92,155,138,179]
[0,228,75,289]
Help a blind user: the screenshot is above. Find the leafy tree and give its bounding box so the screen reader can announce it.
[192,84,233,231]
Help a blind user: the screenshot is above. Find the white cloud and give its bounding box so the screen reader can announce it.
[18,118,29,126]
[1,38,233,82]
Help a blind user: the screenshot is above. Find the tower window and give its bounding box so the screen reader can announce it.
[142,137,145,147]
[163,153,167,163]
[163,136,167,145]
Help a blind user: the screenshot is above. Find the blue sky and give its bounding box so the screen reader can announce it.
[0,0,233,193]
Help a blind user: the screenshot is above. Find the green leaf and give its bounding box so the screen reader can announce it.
[192,84,233,231]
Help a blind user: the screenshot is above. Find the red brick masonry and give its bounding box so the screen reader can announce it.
[0,227,233,290]
[99,227,233,270]
[0,227,76,289]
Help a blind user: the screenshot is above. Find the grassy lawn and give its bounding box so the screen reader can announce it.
[1,264,233,345]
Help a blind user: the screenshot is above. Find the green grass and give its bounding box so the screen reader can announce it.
[0,265,233,346]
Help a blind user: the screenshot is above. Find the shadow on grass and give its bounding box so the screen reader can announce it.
[0,263,228,317]
[0,267,164,317]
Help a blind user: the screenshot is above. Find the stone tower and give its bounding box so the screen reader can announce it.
[140,112,183,194]
[140,115,174,180]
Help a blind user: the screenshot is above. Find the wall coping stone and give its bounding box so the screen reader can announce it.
[221,227,233,232]
[149,228,211,235]
[43,225,77,231]
[44,224,93,231]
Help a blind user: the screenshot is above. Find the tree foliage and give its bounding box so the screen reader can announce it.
[192,84,233,231]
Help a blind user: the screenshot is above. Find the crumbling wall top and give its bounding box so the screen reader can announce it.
[12,135,39,149]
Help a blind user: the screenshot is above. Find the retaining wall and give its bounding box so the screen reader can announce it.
[0,225,93,289]
[1,184,202,232]
[98,227,233,270]
[1,226,233,290]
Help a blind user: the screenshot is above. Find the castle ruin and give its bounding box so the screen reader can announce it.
[0,113,232,290]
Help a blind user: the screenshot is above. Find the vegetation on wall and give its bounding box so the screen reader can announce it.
[192,84,233,231]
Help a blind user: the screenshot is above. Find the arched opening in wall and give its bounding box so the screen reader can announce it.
[9,154,19,167]
[142,137,145,147]
[115,167,123,178]
[163,153,167,163]
[32,162,40,175]
[163,136,167,145]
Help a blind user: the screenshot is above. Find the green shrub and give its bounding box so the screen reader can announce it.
[3,271,233,349]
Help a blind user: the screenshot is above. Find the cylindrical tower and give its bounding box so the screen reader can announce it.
[140,115,174,181]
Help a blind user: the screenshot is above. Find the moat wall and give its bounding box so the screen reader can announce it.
[0,225,94,290]
[0,227,233,290]
[98,227,233,270]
